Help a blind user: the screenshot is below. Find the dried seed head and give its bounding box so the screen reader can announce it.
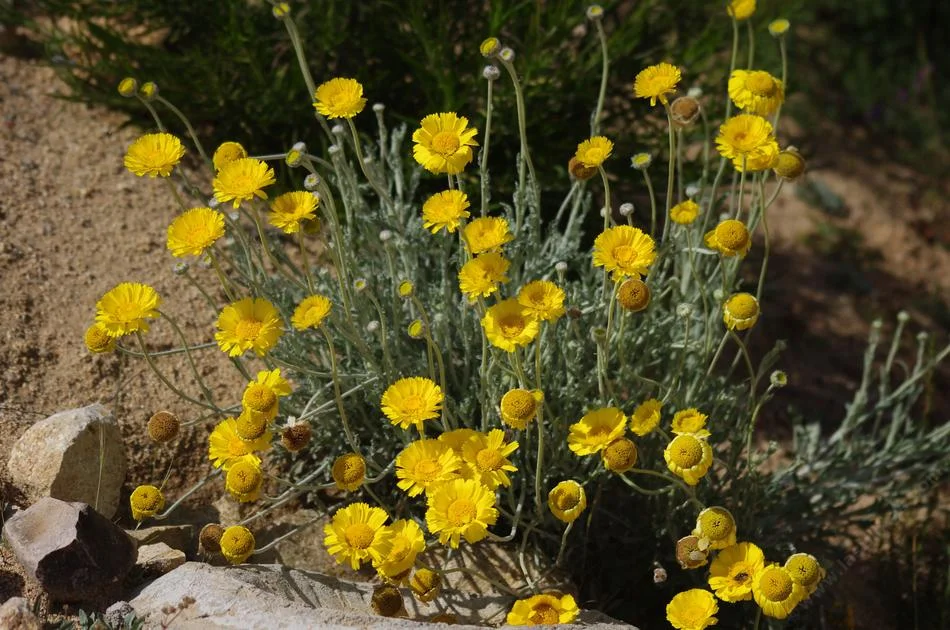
[371,584,405,617]
[568,156,598,181]
[147,411,180,443]
[281,422,312,453]
[199,523,225,555]
[670,96,701,127]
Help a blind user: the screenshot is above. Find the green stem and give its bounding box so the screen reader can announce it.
[641,169,658,237]
[321,327,360,452]
[598,165,612,231]
[479,77,494,217]
[297,232,315,293]
[134,332,217,411]
[157,96,210,167]
[500,58,538,235]
[662,106,676,245]
[591,20,610,136]
[347,118,394,211]
[158,310,217,408]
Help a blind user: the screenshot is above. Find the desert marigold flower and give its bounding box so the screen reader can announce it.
[709,542,766,602]
[225,458,263,503]
[769,18,790,37]
[272,2,290,18]
[479,37,501,58]
[437,428,480,456]
[630,152,653,170]
[500,389,543,430]
[633,62,682,106]
[723,293,760,331]
[425,478,498,548]
[774,148,806,181]
[693,507,738,551]
[213,158,276,208]
[602,437,638,473]
[397,280,414,298]
[481,299,540,352]
[664,433,713,486]
[727,0,756,20]
[422,190,471,234]
[407,320,425,339]
[95,282,161,338]
[666,589,718,630]
[220,525,255,564]
[381,377,443,433]
[716,114,779,172]
[785,553,825,597]
[507,593,579,626]
[672,408,710,437]
[395,439,462,497]
[548,480,586,523]
[463,216,513,254]
[704,219,751,257]
[374,518,426,581]
[630,398,662,436]
[332,452,366,491]
[323,502,389,570]
[753,564,805,619]
[242,368,292,422]
[84,323,116,353]
[269,191,319,234]
[124,132,184,178]
[670,200,700,225]
[574,136,613,169]
[117,77,137,97]
[676,535,709,569]
[409,568,441,603]
[517,280,566,322]
[147,410,180,443]
[670,95,701,127]
[212,141,248,171]
[617,278,651,313]
[215,297,283,357]
[729,70,785,117]
[281,421,311,452]
[166,207,225,257]
[235,408,268,441]
[291,294,332,331]
[208,417,270,470]
[461,429,519,489]
[568,407,627,456]
[313,77,367,119]
[458,253,510,302]
[129,485,164,521]
[412,112,479,175]
[592,225,657,280]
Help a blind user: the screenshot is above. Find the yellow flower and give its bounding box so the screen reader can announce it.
[715,114,779,172]
[409,568,442,603]
[481,299,540,352]
[574,136,613,168]
[458,253,510,302]
[166,207,225,258]
[723,293,760,330]
[753,564,805,619]
[568,407,627,456]
[592,225,657,280]
[374,519,426,581]
[670,200,700,225]
[313,77,366,119]
[332,453,366,491]
[507,593,579,626]
[291,294,332,331]
[631,152,653,170]
[129,485,164,521]
[381,376,443,433]
[95,282,161,338]
[769,18,790,37]
[463,216,513,254]
[728,70,785,117]
[84,323,115,354]
[630,398,662,436]
[269,191,319,234]
[785,553,825,597]
[517,280,565,322]
[666,589,718,630]
[672,408,710,437]
[773,148,806,181]
[395,439,462,497]
[461,429,518,490]
[235,408,268,441]
[220,525,255,564]
[323,502,389,570]
[117,77,137,97]
[123,132,185,178]
[709,542,765,602]
[617,278,651,313]
[212,141,248,171]
[547,480,586,523]
[500,389,543,430]
[242,368,292,422]
[438,428,480,456]
[225,459,263,503]
[208,417,270,470]
[602,437,638,473]
[422,190,471,234]
[412,112,479,175]
[693,507,738,551]
[633,62,682,106]
[213,157,276,208]
[664,433,713,485]
[214,297,284,357]
[425,478,498,548]
[704,219,751,257]
[727,0,756,21]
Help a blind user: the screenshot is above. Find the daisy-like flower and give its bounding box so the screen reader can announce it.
[500,389,543,430]
[225,458,263,503]
[704,219,751,257]
[666,589,718,630]
[220,525,255,564]
[332,453,366,491]
[547,480,587,523]
[664,433,713,486]
[395,439,462,497]
[728,0,756,21]
[374,518,426,582]
[481,299,540,352]
[723,293,760,330]
[129,485,164,521]
[463,216,513,254]
[617,278,651,313]
[574,136,613,169]
[507,593,579,626]
[323,502,389,570]
[422,190,471,234]
[458,253,510,302]
[728,70,785,117]
[313,77,366,119]
[672,408,710,437]
[84,323,116,354]
[291,294,332,331]
[567,407,627,456]
[425,478,498,548]
[269,191,319,234]
[381,376,443,433]
[602,437,638,473]
[630,398,662,436]
[235,408,268,442]
[753,564,805,619]
[592,225,657,280]
[166,207,225,258]
[123,132,185,177]
[213,157,276,208]
[242,368,292,422]
[693,507,738,551]
[517,280,565,322]
[214,297,283,357]
[95,282,161,338]
[212,141,247,171]
[412,112,479,175]
[633,62,682,106]
[208,417,270,470]
[709,542,766,602]
[769,18,790,37]
[715,114,779,172]
[631,152,653,170]
[785,553,825,597]
[461,429,519,489]
[670,200,700,225]
[438,428,480,457]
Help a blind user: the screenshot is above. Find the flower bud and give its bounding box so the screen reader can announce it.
[366,320,380,333]
[331,124,345,136]
[499,47,515,63]
[272,2,290,18]
[372,103,386,113]
[139,81,158,101]
[407,319,425,338]
[379,229,393,242]
[172,262,189,276]
[482,65,501,81]
[304,173,320,190]
[398,280,414,298]
[586,4,604,20]
[281,422,312,453]
[117,77,138,97]
[285,149,303,168]
[568,156,598,181]
[555,261,569,273]
[685,183,700,198]
[770,370,788,388]
[773,147,805,181]
[670,96,701,127]
[480,37,501,58]
[630,153,652,170]
[769,18,790,37]
[687,86,703,99]
[372,584,405,617]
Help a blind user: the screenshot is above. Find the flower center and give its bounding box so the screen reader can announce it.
[604,439,637,468]
[502,391,537,420]
[344,523,376,550]
[228,465,260,494]
[245,386,277,413]
[235,318,263,341]
[671,435,704,467]
[529,604,559,625]
[431,131,460,155]
[589,426,613,441]
[446,498,477,526]
[414,458,441,480]
[400,395,425,418]
[761,567,794,601]
[730,564,754,585]
[498,315,526,337]
[227,436,250,456]
[727,295,758,319]
[611,245,639,266]
[475,448,504,471]
[236,413,266,440]
[114,301,143,322]
[583,147,607,164]
[716,221,748,249]
[554,488,580,511]
[788,556,820,585]
[747,72,775,95]
[388,538,411,562]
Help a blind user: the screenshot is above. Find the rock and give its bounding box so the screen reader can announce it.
[126,524,194,553]
[136,542,186,577]
[6,404,127,518]
[104,601,136,629]
[2,497,137,602]
[0,597,42,630]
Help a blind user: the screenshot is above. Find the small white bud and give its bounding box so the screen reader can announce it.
[619,202,635,217]
[228,211,240,221]
[366,320,380,333]
[712,289,725,301]
[653,567,667,584]
[328,144,341,155]
[172,262,189,276]
[555,261,569,273]
[897,310,910,323]
[676,303,693,318]
[372,102,385,112]
[292,141,307,154]
[354,278,368,292]
[208,197,220,209]
[770,371,788,388]
[586,4,604,20]
[482,65,501,81]
[304,173,320,190]
[499,47,515,63]
[379,229,393,242]
[685,183,700,198]
[687,86,703,98]
[331,124,345,136]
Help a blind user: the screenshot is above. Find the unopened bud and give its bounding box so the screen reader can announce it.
[499,47,515,63]
[586,5,604,20]
[480,37,501,58]
[670,96,701,127]
[304,173,320,190]
[117,77,138,97]
[619,202,635,217]
[482,65,501,81]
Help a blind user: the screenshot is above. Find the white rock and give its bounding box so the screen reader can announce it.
[0,597,42,630]
[136,542,186,576]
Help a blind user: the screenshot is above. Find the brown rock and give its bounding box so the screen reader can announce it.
[136,542,186,577]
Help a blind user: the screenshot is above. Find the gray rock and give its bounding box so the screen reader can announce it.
[2,497,137,602]
[126,524,194,553]
[104,601,135,629]
[0,597,42,630]
[136,542,186,577]
[6,403,127,518]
